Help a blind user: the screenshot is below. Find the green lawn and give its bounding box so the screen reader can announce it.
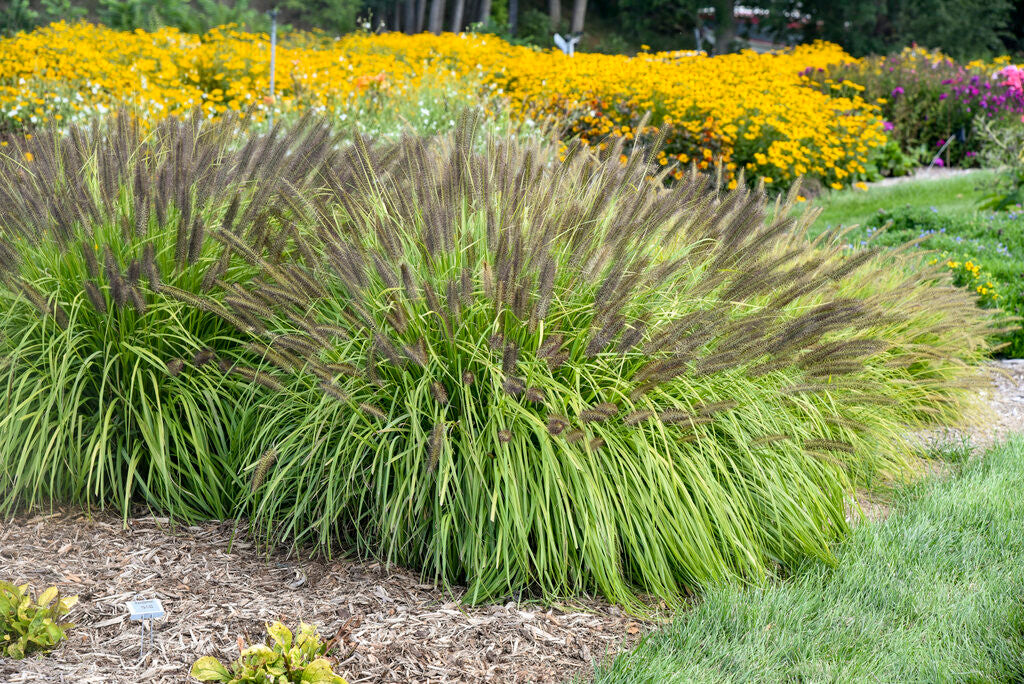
[803,171,1024,356]
[809,170,996,231]
[593,439,1024,683]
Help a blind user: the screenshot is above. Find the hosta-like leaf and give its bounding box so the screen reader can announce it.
[301,659,346,683]
[35,587,58,608]
[265,622,293,651]
[189,656,233,682]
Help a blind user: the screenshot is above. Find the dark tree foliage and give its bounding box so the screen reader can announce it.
[765,0,1014,60]
[1,0,1020,59]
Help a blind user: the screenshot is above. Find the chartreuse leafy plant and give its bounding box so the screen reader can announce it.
[191,622,347,683]
[0,113,337,520]
[198,115,993,609]
[0,582,77,659]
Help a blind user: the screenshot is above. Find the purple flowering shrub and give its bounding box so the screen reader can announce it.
[803,47,1024,167]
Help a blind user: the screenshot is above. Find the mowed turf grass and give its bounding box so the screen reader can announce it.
[809,170,996,231]
[803,170,1024,356]
[593,439,1024,683]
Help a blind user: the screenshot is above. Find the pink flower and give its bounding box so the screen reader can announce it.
[1000,65,1024,95]
[932,157,945,167]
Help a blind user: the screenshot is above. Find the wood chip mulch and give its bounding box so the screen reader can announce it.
[0,511,650,683]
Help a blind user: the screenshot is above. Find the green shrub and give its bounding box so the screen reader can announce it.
[200,117,993,608]
[0,114,331,519]
[0,582,76,659]
[191,622,348,683]
[805,47,1022,168]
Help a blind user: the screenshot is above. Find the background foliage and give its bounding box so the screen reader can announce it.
[3,0,1022,61]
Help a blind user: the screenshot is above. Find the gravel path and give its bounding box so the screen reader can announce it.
[868,167,984,188]
[913,359,1024,452]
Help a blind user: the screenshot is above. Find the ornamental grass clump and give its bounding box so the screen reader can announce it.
[0,113,338,519]
[206,114,993,608]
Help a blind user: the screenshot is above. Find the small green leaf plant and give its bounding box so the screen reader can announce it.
[0,582,77,659]
[191,622,348,683]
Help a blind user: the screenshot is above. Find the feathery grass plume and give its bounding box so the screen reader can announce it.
[524,387,545,403]
[545,350,569,370]
[536,333,564,359]
[502,376,525,396]
[803,439,856,454]
[157,115,994,612]
[501,341,519,374]
[83,281,106,313]
[273,334,322,357]
[81,242,99,278]
[545,414,568,435]
[227,365,286,392]
[400,262,417,301]
[126,285,146,315]
[102,245,125,307]
[431,380,450,405]
[251,446,278,492]
[623,410,654,425]
[658,408,696,425]
[0,112,338,522]
[696,400,739,416]
[193,348,216,367]
[428,423,446,472]
[319,380,349,401]
[404,339,428,366]
[564,429,586,444]
[580,408,611,423]
[359,403,387,421]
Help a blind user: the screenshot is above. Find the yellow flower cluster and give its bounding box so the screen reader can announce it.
[0,22,886,187]
[930,256,1000,305]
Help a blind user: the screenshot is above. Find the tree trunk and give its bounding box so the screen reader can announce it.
[569,0,586,34]
[428,0,446,34]
[393,1,402,31]
[450,0,466,31]
[404,0,416,32]
[416,0,427,32]
[548,0,560,31]
[478,0,492,26]
[508,0,518,35]
[712,0,736,54]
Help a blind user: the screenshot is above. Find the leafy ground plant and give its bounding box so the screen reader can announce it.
[199,115,993,608]
[0,582,76,659]
[191,622,348,683]
[593,438,1024,682]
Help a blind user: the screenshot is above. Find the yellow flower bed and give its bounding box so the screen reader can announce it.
[0,22,886,187]
[930,256,1000,306]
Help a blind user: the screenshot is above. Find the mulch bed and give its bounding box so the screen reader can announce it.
[0,511,648,683]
